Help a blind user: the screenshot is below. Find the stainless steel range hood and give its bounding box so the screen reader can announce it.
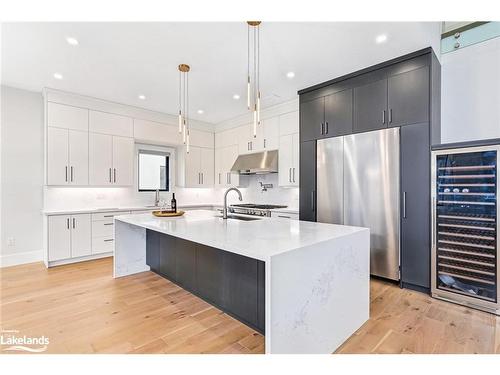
[230,150,278,175]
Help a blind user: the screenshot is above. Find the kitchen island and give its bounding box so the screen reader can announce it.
[114,210,369,354]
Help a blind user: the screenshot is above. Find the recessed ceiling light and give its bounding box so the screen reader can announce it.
[66,37,79,46]
[286,71,295,79]
[197,109,204,114]
[233,94,240,100]
[53,73,63,80]
[375,34,388,44]
[138,94,146,100]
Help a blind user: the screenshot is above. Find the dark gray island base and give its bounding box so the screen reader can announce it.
[145,229,265,334]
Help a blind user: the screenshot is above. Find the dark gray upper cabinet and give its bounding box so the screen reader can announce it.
[353,78,388,133]
[299,140,316,222]
[300,96,324,142]
[388,66,430,127]
[324,89,353,137]
[400,123,430,290]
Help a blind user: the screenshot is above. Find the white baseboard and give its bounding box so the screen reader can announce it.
[0,250,44,268]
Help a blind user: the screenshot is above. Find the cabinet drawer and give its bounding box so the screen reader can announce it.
[92,237,114,254]
[92,220,114,237]
[91,211,130,221]
[271,211,299,220]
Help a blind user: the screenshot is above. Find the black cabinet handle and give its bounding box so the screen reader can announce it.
[320,123,324,135]
[382,110,386,124]
[114,168,117,183]
[65,166,68,182]
[389,108,393,124]
[325,122,329,134]
[72,218,75,229]
[66,218,70,229]
[70,166,74,182]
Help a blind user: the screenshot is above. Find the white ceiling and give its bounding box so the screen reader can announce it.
[1,22,441,124]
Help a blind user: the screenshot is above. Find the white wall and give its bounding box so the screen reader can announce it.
[1,86,44,266]
[441,36,500,143]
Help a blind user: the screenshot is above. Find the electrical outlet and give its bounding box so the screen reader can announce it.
[7,237,15,247]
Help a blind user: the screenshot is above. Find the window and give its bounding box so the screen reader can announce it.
[138,150,169,191]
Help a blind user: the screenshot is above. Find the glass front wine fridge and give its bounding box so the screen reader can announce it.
[431,144,499,315]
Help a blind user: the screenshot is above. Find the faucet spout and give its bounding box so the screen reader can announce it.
[223,187,243,219]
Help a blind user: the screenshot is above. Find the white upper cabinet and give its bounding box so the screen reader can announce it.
[215,144,239,188]
[68,130,89,185]
[189,129,214,148]
[215,127,239,148]
[237,123,260,154]
[112,136,134,186]
[47,102,89,131]
[260,117,279,151]
[177,146,214,188]
[89,110,134,137]
[89,133,113,185]
[279,111,299,136]
[89,133,134,186]
[278,133,299,187]
[47,127,88,185]
[133,119,181,145]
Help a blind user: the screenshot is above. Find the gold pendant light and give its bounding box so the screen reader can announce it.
[247,21,261,138]
[178,63,191,153]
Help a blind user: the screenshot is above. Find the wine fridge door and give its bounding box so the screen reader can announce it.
[431,145,500,315]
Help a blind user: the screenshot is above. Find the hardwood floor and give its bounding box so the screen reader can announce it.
[1,258,499,354]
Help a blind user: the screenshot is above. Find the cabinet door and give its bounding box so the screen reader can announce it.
[291,133,300,186]
[112,136,134,186]
[226,145,239,186]
[279,111,299,136]
[200,148,214,187]
[47,127,69,185]
[68,130,89,185]
[223,251,259,327]
[214,148,224,187]
[237,124,253,154]
[159,234,177,280]
[299,140,316,221]
[47,103,88,131]
[196,244,224,306]
[48,215,71,261]
[261,117,279,150]
[70,214,91,258]
[146,230,161,272]
[89,110,133,137]
[324,89,353,137]
[300,97,324,142]
[89,133,113,185]
[175,237,196,291]
[388,66,429,127]
[354,79,388,133]
[400,123,430,290]
[278,134,294,187]
[184,146,202,187]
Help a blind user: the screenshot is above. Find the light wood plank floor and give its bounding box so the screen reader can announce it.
[1,258,499,354]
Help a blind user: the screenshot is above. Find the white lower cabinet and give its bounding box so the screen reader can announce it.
[48,214,91,262]
[91,211,131,255]
[278,132,299,187]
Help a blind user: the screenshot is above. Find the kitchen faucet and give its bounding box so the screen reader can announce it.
[223,187,243,219]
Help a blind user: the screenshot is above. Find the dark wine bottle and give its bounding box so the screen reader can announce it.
[171,193,177,213]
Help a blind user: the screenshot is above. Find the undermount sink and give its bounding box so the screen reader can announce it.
[216,214,262,221]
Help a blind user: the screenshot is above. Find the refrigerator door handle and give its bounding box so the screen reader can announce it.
[403,191,407,218]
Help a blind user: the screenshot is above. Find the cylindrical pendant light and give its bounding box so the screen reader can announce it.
[247,21,261,138]
[178,63,191,153]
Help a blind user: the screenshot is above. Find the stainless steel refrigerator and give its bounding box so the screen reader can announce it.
[317,128,400,280]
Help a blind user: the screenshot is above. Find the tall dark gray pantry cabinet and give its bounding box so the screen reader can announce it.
[298,48,441,293]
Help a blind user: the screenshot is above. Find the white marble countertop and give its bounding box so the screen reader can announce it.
[43,203,218,216]
[115,209,367,261]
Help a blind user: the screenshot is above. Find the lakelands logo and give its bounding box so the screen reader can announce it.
[1,329,49,353]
